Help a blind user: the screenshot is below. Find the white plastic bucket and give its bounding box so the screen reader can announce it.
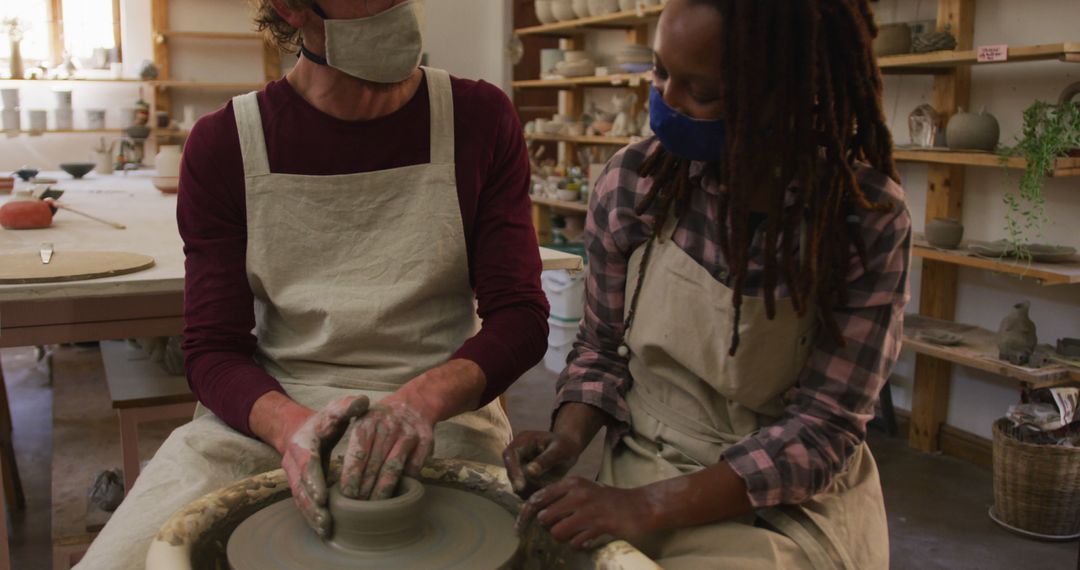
[544,339,574,374]
[542,270,586,321]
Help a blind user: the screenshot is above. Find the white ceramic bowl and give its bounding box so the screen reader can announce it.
[572,0,590,19]
[152,176,180,194]
[534,0,556,24]
[588,0,620,16]
[552,0,577,21]
[564,50,590,63]
[557,188,581,202]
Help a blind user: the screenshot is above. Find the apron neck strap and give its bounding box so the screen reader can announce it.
[422,67,455,165]
[232,92,272,178]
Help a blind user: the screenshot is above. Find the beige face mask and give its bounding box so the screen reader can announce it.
[307,0,425,84]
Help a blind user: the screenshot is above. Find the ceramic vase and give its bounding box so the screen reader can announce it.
[997,301,1037,365]
[94,151,114,175]
[155,145,182,177]
[9,39,24,79]
[925,218,964,249]
[873,23,912,57]
[0,88,18,109]
[946,107,1000,151]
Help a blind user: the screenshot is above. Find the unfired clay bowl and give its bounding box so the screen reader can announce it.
[146,458,658,570]
[918,329,964,346]
[326,477,425,552]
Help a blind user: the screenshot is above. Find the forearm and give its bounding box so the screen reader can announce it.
[552,402,608,452]
[388,359,487,424]
[641,462,753,532]
[249,391,314,454]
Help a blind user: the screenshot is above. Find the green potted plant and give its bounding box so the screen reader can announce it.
[998,100,1080,254]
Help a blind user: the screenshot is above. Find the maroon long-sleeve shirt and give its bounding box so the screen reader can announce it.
[177,73,549,436]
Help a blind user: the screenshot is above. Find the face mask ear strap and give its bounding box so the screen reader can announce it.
[310,1,329,19]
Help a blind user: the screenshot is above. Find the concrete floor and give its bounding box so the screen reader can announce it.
[2,346,1077,568]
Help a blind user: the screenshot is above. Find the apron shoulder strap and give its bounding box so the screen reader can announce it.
[232,91,271,178]
[421,67,455,165]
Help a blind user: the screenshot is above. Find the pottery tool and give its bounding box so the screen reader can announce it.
[52,202,127,230]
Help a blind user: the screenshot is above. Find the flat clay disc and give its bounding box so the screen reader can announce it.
[227,484,519,570]
[0,251,154,284]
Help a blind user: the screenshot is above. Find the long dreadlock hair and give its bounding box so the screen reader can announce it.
[637,0,899,355]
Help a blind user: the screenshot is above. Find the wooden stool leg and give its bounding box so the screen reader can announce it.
[0,462,9,570]
[0,369,24,511]
[118,410,141,494]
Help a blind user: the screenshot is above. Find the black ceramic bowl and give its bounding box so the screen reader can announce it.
[59,162,96,179]
[13,168,39,181]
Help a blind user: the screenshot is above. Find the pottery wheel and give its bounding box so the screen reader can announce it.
[227,484,519,570]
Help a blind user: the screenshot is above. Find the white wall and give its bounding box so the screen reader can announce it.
[0,0,513,171]
[874,0,1080,438]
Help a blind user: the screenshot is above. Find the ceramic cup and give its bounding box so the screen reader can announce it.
[54,108,73,131]
[53,89,73,109]
[94,151,115,175]
[1,108,19,131]
[28,109,47,132]
[86,109,106,130]
[1,88,18,109]
[109,62,124,79]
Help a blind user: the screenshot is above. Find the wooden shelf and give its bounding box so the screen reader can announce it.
[913,236,1080,286]
[532,196,589,214]
[6,128,187,136]
[149,80,266,91]
[0,78,142,84]
[157,30,262,41]
[526,133,635,146]
[515,5,665,36]
[903,314,1078,388]
[513,73,650,90]
[540,247,585,272]
[879,42,1080,74]
[895,147,1080,177]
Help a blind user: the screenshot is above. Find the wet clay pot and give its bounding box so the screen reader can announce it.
[873,23,912,57]
[925,218,964,249]
[326,478,425,552]
[946,107,1000,151]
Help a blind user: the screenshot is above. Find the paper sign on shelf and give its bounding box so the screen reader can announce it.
[977,44,1008,63]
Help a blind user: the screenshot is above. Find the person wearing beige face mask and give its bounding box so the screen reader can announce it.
[74,1,548,568]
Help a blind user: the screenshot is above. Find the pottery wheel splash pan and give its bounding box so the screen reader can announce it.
[0,251,154,284]
[227,483,518,569]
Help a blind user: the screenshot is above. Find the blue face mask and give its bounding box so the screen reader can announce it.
[649,87,726,162]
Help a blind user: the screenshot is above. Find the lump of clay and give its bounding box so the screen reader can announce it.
[997,301,1038,365]
[0,200,55,230]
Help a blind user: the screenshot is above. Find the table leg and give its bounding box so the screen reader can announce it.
[0,461,8,570]
[0,369,24,511]
[118,410,141,494]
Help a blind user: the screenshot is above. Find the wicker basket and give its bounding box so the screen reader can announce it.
[992,418,1080,538]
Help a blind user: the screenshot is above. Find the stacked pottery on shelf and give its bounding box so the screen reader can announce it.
[551,0,577,21]
[1,87,19,133]
[534,0,556,24]
[553,50,596,78]
[615,44,653,73]
[588,0,620,16]
[873,23,912,57]
[619,0,661,10]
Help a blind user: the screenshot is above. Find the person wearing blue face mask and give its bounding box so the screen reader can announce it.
[76,1,549,568]
[505,0,912,568]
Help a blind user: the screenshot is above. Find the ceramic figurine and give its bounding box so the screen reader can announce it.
[139,60,160,80]
[908,104,940,148]
[946,107,1000,151]
[609,92,639,137]
[997,301,1038,365]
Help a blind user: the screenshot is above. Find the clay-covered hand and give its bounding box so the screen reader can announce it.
[280,395,370,538]
[503,430,585,498]
[338,397,435,500]
[516,477,659,550]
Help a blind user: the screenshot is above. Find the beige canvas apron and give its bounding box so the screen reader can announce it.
[76,67,510,570]
[598,215,889,570]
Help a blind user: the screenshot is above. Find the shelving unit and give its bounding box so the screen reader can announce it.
[514,4,654,245]
[903,314,1078,388]
[895,147,1080,176]
[879,42,1080,73]
[912,237,1080,286]
[155,31,262,41]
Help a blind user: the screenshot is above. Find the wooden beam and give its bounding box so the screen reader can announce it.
[908,0,974,453]
[151,0,172,114]
[113,0,123,63]
[49,0,64,67]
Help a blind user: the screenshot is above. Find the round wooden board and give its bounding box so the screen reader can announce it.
[0,251,156,284]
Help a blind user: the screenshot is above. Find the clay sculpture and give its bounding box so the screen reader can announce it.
[997,301,1038,365]
[946,107,1000,151]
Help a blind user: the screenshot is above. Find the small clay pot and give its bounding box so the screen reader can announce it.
[873,23,912,57]
[326,477,426,552]
[946,107,1000,151]
[925,217,964,249]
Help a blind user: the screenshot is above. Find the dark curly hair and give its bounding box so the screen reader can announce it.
[252,0,314,52]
